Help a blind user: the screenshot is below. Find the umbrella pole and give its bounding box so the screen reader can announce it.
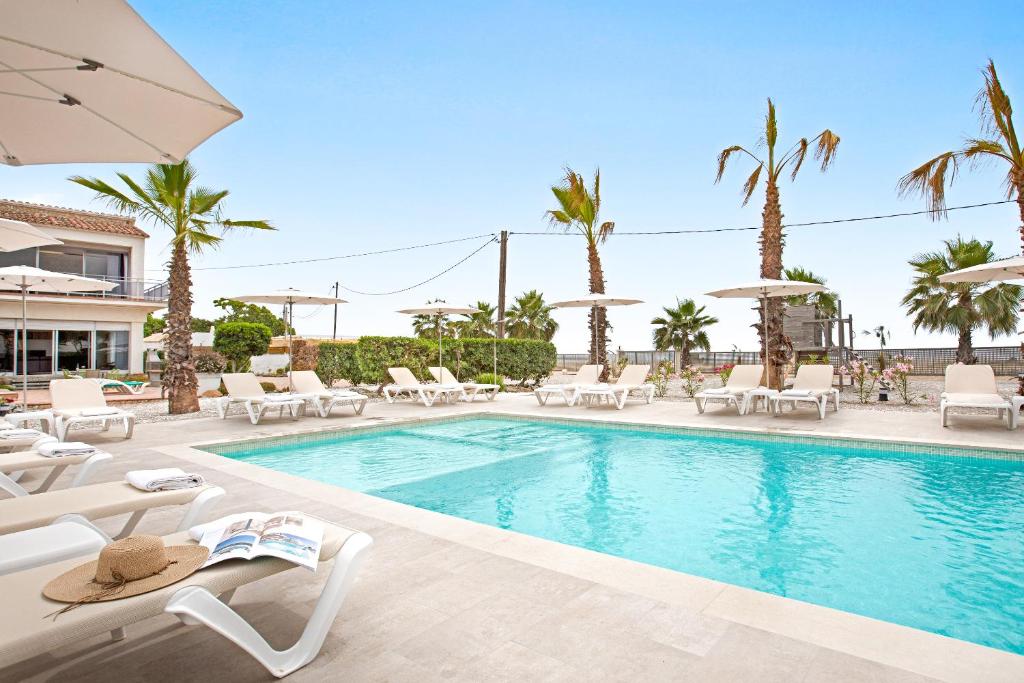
[762,294,771,390]
[438,315,442,375]
[286,300,293,388]
[20,284,27,410]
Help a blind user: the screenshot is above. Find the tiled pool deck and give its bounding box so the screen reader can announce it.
[5,394,1024,682]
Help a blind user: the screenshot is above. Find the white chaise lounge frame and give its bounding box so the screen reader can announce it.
[768,365,839,420]
[383,367,462,407]
[574,364,656,410]
[534,365,603,406]
[428,367,499,402]
[0,442,112,497]
[50,379,135,441]
[289,370,368,417]
[939,364,1013,429]
[694,364,765,415]
[217,373,308,425]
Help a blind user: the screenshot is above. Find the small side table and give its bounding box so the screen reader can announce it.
[741,388,779,415]
[5,409,55,436]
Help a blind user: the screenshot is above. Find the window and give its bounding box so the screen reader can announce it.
[0,248,36,268]
[95,330,129,370]
[0,329,13,373]
[56,330,90,372]
[38,248,83,274]
[23,330,53,374]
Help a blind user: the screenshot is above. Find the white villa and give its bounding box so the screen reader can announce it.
[0,199,166,378]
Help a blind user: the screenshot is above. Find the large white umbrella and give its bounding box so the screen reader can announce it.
[937,256,1024,284]
[705,279,827,388]
[0,218,61,251]
[0,0,242,165]
[0,266,115,407]
[396,305,478,374]
[232,289,347,384]
[550,295,644,370]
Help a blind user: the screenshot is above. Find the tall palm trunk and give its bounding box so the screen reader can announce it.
[586,242,608,379]
[1015,170,1024,255]
[956,329,976,365]
[759,179,787,388]
[680,343,691,368]
[673,344,682,373]
[164,241,199,414]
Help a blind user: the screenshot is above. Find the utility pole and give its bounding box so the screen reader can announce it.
[332,281,339,340]
[496,230,508,338]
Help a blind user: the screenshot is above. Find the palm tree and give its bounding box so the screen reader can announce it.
[411,300,453,339]
[862,325,891,370]
[546,168,614,377]
[651,298,718,371]
[454,301,496,338]
[506,290,558,341]
[898,61,1024,253]
[783,267,837,317]
[70,160,272,414]
[715,100,840,387]
[901,236,1022,364]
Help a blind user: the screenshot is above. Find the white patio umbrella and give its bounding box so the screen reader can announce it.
[0,0,242,166]
[232,289,347,384]
[0,218,61,251]
[705,279,827,388]
[937,256,1024,284]
[549,295,644,370]
[0,266,115,407]
[396,305,478,374]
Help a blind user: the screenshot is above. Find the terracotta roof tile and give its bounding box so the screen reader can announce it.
[0,198,148,238]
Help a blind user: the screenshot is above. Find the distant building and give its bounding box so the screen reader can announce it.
[0,199,167,376]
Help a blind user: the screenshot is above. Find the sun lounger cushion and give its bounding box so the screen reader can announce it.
[0,525,355,668]
[0,450,94,471]
[0,482,215,535]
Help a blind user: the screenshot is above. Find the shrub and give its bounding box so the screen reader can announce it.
[291,339,319,371]
[318,342,361,386]
[194,350,227,374]
[125,373,150,382]
[260,381,278,393]
[214,322,272,372]
[649,360,674,398]
[839,359,877,404]
[355,336,436,384]
[883,355,918,405]
[475,372,505,391]
[679,365,705,397]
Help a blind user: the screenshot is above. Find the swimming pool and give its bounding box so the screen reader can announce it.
[207,416,1024,654]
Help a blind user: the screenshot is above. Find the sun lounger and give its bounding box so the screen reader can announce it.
[217,373,310,425]
[289,370,368,417]
[939,364,1012,429]
[534,365,603,406]
[694,364,766,414]
[0,480,225,537]
[0,522,372,678]
[383,367,463,407]
[100,378,150,395]
[768,365,839,419]
[5,409,56,435]
[49,379,136,441]
[574,364,656,410]
[0,442,112,497]
[428,366,499,402]
[0,428,50,452]
[0,517,111,576]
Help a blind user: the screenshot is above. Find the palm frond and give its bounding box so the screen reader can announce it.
[764,98,778,152]
[896,151,960,218]
[221,219,275,231]
[715,145,759,183]
[961,138,1012,164]
[975,60,1019,157]
[740,164,763,206]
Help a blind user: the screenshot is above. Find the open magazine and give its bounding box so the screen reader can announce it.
[198,511,325,572]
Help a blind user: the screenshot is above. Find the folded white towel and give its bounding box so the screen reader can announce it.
[0,429,43,439]
[38,441,98,457]
[780,389,815,397]
[80,407,122,417]
[0,422,13,430]
[126,467,204,491]
[702,387,732,395]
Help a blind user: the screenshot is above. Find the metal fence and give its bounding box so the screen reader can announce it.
[556,345,1024,376]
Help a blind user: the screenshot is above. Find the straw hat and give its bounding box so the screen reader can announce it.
[44,535,209,605]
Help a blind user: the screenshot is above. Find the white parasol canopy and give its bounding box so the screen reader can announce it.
[0,0,242,165]
[937,256,1024,284]
[232,289,347,384]
[396,305,478,373]
[0,218,61,251]
[0,266,116,407]
[551,295,643,368]
[706,279,828,387]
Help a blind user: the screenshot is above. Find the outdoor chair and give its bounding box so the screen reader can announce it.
[694,364,766,414]
[428,366,499,402]
[768,365,839,419]
[0,438,112,497]
[289,370,368,417]
[49,379,136,441]
[533,365,603,406]
[217,373,309,425]
[383,367,463,407]
[573,364,656,410]
[939,364,1012,429]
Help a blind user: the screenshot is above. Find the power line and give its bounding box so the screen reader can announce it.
[508,199,1016,236]
[337,236,497,296]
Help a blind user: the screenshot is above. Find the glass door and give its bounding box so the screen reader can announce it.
[22,330,53,374]
[56,330,91,373]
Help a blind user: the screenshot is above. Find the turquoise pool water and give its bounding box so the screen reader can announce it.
[209,417,1024,654]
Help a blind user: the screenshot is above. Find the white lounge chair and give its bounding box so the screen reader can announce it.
[939,364,1012,429]
[768,365,839,419]
[0,439,112,497]
[99,377,150,395]
[383,367,463,407]
[0,427,50,452]
[574,364,656,410]
[0,521,372,678]
[428,366,499,402]
[0,479,225,537]
[49,379,136,441]
[217,373,309,425]
[290,370,368,417]
[694,364,766,415]
[534,365,603,406]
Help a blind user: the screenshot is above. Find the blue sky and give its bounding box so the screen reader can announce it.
[5,1,1023,352]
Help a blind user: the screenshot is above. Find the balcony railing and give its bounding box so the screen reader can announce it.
[3,275,169,302]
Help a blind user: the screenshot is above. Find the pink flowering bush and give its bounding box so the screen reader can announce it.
[680,365,705,397]
[648,361,675,398]
[840,359,878,403]
[884,355,918,404]
[714,363,736,385]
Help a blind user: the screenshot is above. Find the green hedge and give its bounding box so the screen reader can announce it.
[213,321,271,372]
[316,342,361,386]
[354,336,555,385]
